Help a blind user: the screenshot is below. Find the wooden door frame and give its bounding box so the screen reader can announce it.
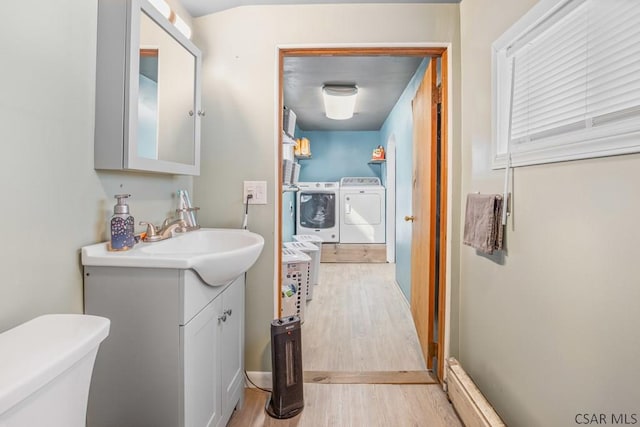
[275,44,451,382]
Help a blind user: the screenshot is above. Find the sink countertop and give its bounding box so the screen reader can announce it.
[81,228,265,286]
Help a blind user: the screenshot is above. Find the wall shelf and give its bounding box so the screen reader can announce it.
[282,185,300,192]
[368,159,386,164]
[282,132,296,145]
[296,155,312,160]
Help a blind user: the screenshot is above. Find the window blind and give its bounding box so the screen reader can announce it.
[493,0,640,167]
[509,0,640,144]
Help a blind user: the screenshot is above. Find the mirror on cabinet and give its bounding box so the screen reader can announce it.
[95,0,201,175]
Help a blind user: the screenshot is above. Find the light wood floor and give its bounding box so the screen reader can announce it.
[302,263,426,371]
[227,263,462,426]
[228,385,462,427]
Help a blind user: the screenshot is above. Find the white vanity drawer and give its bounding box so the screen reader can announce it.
[181,270,241,325]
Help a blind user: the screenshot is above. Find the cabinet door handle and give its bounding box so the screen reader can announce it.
[218,314,227,322]
[223,309,232,316]
[188,110,194,117]
[197,110,206,117]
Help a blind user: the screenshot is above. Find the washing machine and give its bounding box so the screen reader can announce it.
[296,182,340,243]
[339,177,386,243]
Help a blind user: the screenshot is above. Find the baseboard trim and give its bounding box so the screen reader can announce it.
[393,280,411,309]
[245,371,272,389]
[446,358,505,427]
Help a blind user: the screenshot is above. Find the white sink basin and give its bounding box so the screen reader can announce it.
[81,228,264,286]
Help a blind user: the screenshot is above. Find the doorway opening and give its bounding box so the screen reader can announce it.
[276,45,450,382]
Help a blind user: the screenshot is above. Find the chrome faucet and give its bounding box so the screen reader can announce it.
[159,219,187,239]
[139,218,187,242]
[139,221,161,242]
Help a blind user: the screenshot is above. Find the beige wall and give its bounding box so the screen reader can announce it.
[459,0,640,425]
[0,0,192,332]
[193,3,461,371]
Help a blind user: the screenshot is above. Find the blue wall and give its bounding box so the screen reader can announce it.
[296,131,382,182]
[282,191,296,242]
[379,58,429,301]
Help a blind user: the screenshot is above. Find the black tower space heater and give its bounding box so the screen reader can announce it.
[265,316,304,419]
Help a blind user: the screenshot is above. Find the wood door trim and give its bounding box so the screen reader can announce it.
[277,51,284,317]
[437,49,449,382]
[280,47,446,57]
[139,48,158,57]
[277,46,450,380]
[427,59,439,370]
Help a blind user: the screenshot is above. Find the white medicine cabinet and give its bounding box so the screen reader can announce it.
[94,0,202,175]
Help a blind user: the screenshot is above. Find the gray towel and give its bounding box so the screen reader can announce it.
[463,193,504,254]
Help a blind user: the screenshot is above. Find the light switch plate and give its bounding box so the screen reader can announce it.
[243,181,267,204]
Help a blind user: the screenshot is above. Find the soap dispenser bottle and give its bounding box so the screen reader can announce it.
[109,194,135,251]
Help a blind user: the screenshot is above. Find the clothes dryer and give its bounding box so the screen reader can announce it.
[339,177,386,244]
[296,182,340,243]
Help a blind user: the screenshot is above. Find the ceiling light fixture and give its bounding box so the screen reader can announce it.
[322,85,358,120]
[172,14,192,39]
[148,0,192,39]
[148,0,171,19]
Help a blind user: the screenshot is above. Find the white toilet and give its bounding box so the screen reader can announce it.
[0,314,110,427]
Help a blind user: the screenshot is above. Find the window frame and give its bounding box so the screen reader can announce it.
[491,0,640,169]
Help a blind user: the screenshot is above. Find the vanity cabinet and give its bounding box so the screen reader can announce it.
[84,268,244,427]
[183,274,245,427]
[94,0,202,175]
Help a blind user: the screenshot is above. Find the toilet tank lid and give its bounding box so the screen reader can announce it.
[0,314,110,415]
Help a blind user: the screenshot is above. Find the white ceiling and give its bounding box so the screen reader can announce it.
[284,55,425,131]
[181,0,460,18]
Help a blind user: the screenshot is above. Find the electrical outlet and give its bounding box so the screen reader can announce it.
[243,181,267,204]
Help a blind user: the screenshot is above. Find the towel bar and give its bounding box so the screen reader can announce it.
[473,192,511,218]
